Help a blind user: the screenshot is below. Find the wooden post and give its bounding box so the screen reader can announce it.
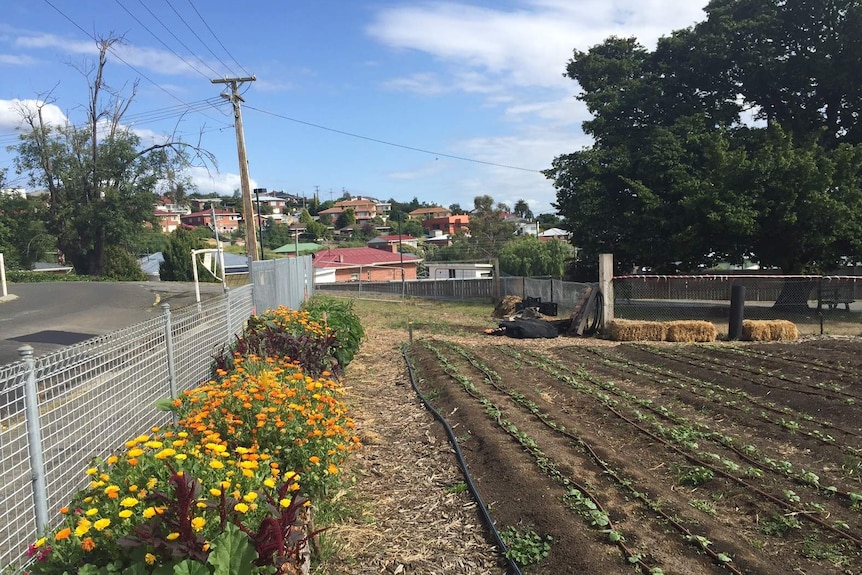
[599,253,614,328]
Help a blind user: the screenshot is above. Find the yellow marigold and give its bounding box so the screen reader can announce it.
[134,435,150,443]
[263,478,276,489]
[127,448,144,457]
[327,464,339,475]
[93,518,111,531]
[34,537,47,548]
[209,460,224,470]
[106,455,118,465]
[85,467,98,476]
[279,498,291,508]
[166,532,180,541]
[55,528,72,541]
[74,518,92,537]
[104,485,120,499]
[145,552,156,565]
[85,508,99,517]
[209,488,222,497]
[118,510,133,519]
[142,507,157,519]
[242,492,258,503]
[191,517,206,531]
[144,441,163,449]
[234,502,249,514]
[155,448,177,460]
[120,497,139,508]
[147,478,158,490]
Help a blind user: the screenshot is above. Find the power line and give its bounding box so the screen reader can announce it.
[42,0,226,126]
[185,0,251,77]
[163,0,238,77]
[243,105,545,174]
[113,0,214,81]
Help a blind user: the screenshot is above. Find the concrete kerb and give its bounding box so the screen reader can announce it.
[0,294,19,304]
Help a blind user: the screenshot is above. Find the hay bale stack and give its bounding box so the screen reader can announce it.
[493,295,523,318]
[665,321,718,343]
[606,319,667,342]
[742,320,799,342]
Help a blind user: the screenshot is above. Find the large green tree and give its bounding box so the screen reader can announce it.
[499,235,574,278]
[0,175,53,270]
[11,38,210,277]
[463,195,517,259]
[546,0,862,275]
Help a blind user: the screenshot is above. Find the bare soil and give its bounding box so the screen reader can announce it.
[410,336,862,574]
[318,297,862,574]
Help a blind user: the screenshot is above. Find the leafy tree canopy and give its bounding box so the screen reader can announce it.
[546,0,862,274]
[11,37,211,277]
[499,235,574,278]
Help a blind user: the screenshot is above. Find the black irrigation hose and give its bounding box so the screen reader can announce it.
[584,290,603,336]
[401,346,524,575]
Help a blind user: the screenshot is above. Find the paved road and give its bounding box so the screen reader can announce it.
[0,281,225,365]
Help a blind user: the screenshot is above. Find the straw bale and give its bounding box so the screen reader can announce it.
[606,319,667,342]
[493,295,522,318]
[665,320,718,343]
[741,319,799,342]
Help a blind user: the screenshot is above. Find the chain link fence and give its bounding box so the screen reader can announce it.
[0,254,317,573]
[0,285,254,572]
[613,274,862,335]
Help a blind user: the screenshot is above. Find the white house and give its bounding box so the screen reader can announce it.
[426,262,493,280]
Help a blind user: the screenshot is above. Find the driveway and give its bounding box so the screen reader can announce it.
[0,281,226,365]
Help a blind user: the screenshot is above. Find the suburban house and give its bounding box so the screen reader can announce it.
[420,214,470,236]
[426,262,493,279]
[313,247,421,283]
[408,206,451,221]
[252,189,291,224]
[538,227,570,242]
[272,242,325,256]
[366,234,419,252]
[318,197,381,223]
[154,196,191,233]
[153,210,184,234]
[180,209,242,235]
[425,230,452,247]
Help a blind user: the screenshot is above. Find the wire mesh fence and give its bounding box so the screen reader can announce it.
[0,284,254,573]
[613,274,862,335]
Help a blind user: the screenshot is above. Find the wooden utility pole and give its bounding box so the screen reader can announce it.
[212,75,258,260]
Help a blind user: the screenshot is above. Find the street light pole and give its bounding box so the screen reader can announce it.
[398,218,405,297]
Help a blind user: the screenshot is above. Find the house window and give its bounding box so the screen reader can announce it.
[449,269,456,279]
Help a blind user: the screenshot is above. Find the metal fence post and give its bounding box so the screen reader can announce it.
[224,288,232,341]
[20,344,49,534]
[161,304,178,423]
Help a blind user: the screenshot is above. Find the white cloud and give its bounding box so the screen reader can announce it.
[0,53,36,66]
[14,32,217,78]
[0,98,67,130]
[368,0,706,93]
[187,165,258,197]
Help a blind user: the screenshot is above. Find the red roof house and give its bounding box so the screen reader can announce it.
[313,247,421,283]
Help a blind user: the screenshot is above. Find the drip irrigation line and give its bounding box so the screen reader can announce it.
[400,346,523,575]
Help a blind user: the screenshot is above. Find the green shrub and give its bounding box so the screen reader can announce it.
[300,296,365,370]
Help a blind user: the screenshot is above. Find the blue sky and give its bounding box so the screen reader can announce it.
[0,0,708,215]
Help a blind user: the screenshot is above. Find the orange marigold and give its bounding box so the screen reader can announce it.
[55,527,72,541]
[81,537,96,552]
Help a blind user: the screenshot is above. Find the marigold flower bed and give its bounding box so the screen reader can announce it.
[25,303,364,575]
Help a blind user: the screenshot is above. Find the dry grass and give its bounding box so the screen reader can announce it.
[606,319,667,342]
[742,319,800,341]
[665,320,718,343]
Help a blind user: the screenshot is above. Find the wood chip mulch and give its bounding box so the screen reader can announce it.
[315,328,509,575]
